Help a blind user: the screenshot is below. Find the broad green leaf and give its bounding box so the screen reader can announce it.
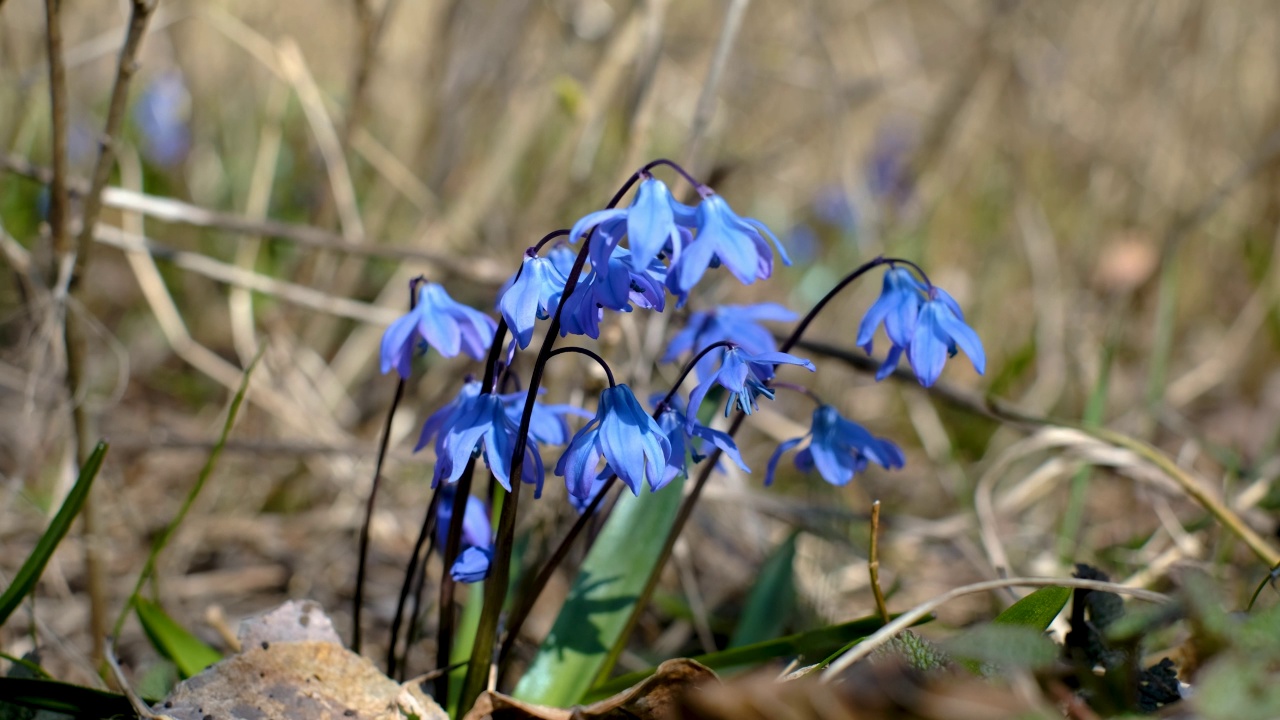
[993,586,1070,631]
[0,678,134,718]
[728,532,798,649]
[0,442,108,628]
[135,598,222,678]
[944,624,1059,671]
[512,475,686,707]
[584,611,911,702]
[449,582,486,717]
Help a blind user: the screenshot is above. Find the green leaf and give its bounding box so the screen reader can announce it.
[944,624,1059,671]
[584,611,913,702]
[135,598,222,678]
[0,442,108,628]
[870,629,950,671]
[0,678,134,719]
[728,532,798,649]
[115,353,259,637]
[993,586,1070,631]
[512,475,686,707]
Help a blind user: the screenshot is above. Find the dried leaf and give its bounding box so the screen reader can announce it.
[154,602,446,720]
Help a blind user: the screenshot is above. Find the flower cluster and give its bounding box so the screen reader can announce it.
[376,161,986,581]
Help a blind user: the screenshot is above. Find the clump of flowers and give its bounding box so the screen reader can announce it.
[362,158,985,708]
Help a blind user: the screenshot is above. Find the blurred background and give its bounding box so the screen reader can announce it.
[3,0,1280,693]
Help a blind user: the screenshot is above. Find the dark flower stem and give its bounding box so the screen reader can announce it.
[532,228,572,253]
[780,256,927,353]
[547,346,617,387]
[401,527,439,679]
[387,484,442,677]
[459,165,655,712]
[643,158,705,194]
[598,255,913,682]
[655,340,737,412]
[354,279,423,653]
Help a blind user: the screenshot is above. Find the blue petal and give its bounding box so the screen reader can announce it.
[874,344,904,381]
[765,436,805,486]
[451,546,493,583]
[907,302,951,387]
[627,178,679,270]
[933,299,986,374]
[380,311,419,377]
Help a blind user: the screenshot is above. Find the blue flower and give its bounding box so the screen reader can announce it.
[497,390,592,446]
[907,287,985,387]
[559,249,668,339]
[555,384,671,500]
[654,396,748,488]
[436,485,493,583]
[766,405,905,487]
[669,194,790,293]
[499,252,571,348]
[663,303,797,381]
[380,282,498,378]
[416,382,543,494]
[568,177,686,273]
[133,71,191,167]
[687,347,815,422]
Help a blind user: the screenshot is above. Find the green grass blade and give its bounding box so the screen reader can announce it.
[114,352,260,637]
[0,678,135,718]
[993,586,1070,630]
[0,442,108,628]
[728,531,798,649]
[135,597,222,678]
[584,611,916,702]
[511,475,686,708]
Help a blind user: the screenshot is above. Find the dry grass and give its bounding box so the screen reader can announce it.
[3,0,1280,696]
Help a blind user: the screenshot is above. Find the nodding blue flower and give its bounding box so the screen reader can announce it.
[855,266,927,381]
[663,303,797,381]
[654,396,748,489]
[669,194,790,293]
[569,176,686,274]
[907,287,985,387]
[133,70,191,167]
[380,282,498,378]
[559,249,668,339]
[555,384,671,501]
[766,405,905,487]
[497,389,592,446]
[499,252,571,348]
[813,186,858,232]
[568,471,610,514]
[436,485,493,583]
[866,124,915,208]
[687,346,815,423]
[417,382,543,495]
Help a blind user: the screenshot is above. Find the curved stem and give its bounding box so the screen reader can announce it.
[656,340,736,412]
[643,158,705,194]
[531,228,572,254]
[547,346,617,387]
[778,256,926,353]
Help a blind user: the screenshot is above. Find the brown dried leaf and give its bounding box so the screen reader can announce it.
[153,602,447,720]
[464,659,717,720]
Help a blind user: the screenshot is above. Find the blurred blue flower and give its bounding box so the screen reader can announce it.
[654,396,748,489]
[687,346,815,422]
[813,186,858,231]
[669,195,791,293]
[766,405,904,487]
[555,384,671,500]
[784,224,819,265]
[907,287,985,387]
[497,389,591,446]
[133,70,191,167]
[499,252,571,348]
[569,177,686,273]
[436,485,493,583]
[866,124,915,208]
[380,283,498,378]
[663,303,796,381]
